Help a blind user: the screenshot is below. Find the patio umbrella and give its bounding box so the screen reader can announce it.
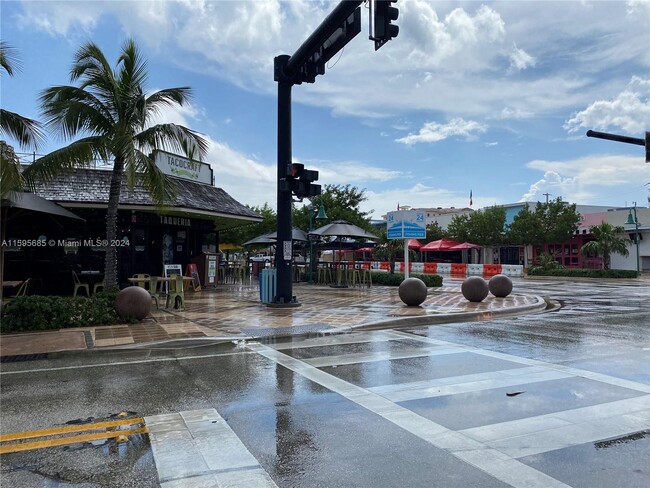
[243,232,276,246]
[407,239,423,250]
[2,192,84,221]
[266,227,308,242]
[420,238,462,251]
[448,242,481,250]
[309,220,378,240]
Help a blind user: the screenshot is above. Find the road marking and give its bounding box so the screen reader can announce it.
[385,330,650,393]
[0,417,145,442]
[145,409,277,487]
[248,342,571,488]
[0,350,255,376]
[304,345,462,367]
[368,366,574,402]
[0,418,147,454]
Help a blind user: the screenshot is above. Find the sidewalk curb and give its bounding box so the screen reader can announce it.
[329,295,547,333]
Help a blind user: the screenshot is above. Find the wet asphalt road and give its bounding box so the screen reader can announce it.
[1,278,648,487]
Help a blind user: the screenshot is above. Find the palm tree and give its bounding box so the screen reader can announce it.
[581,222,629,270]
[0,41,44,198]
[26,39,208,290]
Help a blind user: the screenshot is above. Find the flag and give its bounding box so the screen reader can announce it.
[397,202,400,211]
[469,190,473,207]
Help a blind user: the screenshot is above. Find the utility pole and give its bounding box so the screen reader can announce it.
[272,0,399,306]
[542,192,551,204]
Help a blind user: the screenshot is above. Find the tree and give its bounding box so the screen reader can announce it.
[506,204,540,245]
[446,207,506,245]
[535,198,581,245]
[0,42,44,155]
[26,39,208,289]
[372,229,416,274]
[293,184,373,232]
[425,221,444,242]
[581,222,629,270]
[220,203,277,248]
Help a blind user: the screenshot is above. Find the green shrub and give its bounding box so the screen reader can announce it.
[0,291,127,333]
[370,272,443,287]
[527,267,638,279]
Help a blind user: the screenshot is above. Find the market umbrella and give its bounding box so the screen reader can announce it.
[309,220,378,240]
[2,192,85,221]
[407,239,423,250]
[420,238,462,251]
[266,227,308,242]
[243,232,276,246]
[448,242,481,250]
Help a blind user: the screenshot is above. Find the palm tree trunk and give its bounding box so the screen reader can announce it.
[104,157,125,290]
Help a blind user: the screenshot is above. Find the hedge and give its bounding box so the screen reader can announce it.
[0,291,135,333]
[370,272,443,287]
[527,267,638,279]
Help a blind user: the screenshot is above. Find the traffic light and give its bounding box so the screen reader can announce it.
[283,163,321,200]
[372,0,399,51]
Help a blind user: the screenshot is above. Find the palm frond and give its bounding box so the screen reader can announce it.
[0,41,21,76]
[135,124,208,161]
[40,85,114,140]
[23,137,106,189]
[0,141,25,199]
[134,150,176,207]
[0,109,45,149]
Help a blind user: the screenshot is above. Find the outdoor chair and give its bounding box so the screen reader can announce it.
[166,274,185,310]
[149,276,161,309]
[360,268,373,287]
[72,271,90,298]
[132,274,150,289]
[4,278,31,304]
[347,268,361,287]
[93,282,104,295]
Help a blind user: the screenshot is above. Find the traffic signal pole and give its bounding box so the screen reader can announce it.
[273,0,396,305]
[274,55,294,305]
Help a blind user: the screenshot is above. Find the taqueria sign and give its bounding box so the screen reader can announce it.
[153,150,213,185]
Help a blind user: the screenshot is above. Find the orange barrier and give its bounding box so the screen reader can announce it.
[423,263,437,274]
[450,263,467,276]
[483,264,502,276]
[379,261,390,270]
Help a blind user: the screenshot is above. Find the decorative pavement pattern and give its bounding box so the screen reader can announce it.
[94,283,542,347]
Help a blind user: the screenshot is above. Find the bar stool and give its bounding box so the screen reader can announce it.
[360,268,373,287]
[317,266,332,284]
[347,268,361,287]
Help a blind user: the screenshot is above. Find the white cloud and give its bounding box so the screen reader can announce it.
[508,43,536,71]
[564,77,650,134]
[396,118,487,145]
[521,154,647,203]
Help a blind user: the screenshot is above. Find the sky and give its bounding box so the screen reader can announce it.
[2,0,649,220]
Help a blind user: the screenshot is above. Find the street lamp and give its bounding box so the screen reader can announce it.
[625,204,640,276]
[308,204,327,283]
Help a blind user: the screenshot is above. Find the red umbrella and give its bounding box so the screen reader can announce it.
[448,242,481,250]
[407,239,422,250]
[356,247,374,253]
[420,238,462,251]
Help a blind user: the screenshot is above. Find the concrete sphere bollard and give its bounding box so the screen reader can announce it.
[399,277,428,306]
[461,276,489,302]
[489,274,513,298]
[115,286,152,320]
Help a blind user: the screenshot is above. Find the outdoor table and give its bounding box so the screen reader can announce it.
[80,270,103,292]
[127,276,193,290]
[3,280,23,289]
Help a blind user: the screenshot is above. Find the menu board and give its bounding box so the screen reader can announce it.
[207,255,217,284]
[186,263,201,292]
[163,264,183,293]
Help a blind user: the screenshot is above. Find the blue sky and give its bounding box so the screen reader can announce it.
[2,0,649,219]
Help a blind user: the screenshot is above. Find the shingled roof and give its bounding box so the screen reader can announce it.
[33,168,261,221]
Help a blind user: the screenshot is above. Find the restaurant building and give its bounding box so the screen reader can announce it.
[5,151,262,293]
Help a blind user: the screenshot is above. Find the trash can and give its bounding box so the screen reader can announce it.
[260,268,277,304]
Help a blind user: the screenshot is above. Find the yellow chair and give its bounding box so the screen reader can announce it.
[166,275,185,310]
[149,276,161,309]
[93,282,104,295]
[361,268,373,287]
[132,274,150,289]
[72,271,90,298]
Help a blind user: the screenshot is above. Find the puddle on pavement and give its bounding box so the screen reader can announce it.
[0,413,157,487]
